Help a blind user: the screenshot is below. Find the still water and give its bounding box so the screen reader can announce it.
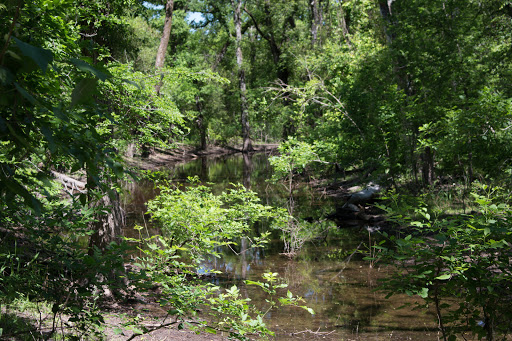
[123,151,440,340]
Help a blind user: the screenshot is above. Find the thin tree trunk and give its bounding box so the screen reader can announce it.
[212,40,230,71]
[336,3,352,47]
[311,0,322,46]
[195,95,207,150]
[244,4,289,84]
[232,0,253,152]
[468,136,473,184]
[155,0,174,95]
[422,146,434,186]
[379,0,394,44]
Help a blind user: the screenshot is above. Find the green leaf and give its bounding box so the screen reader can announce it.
[13,38,53,73]
[70,58,109,81]
[40,125,56,152]
[122,78,140,89]
[71,78,98,107]
[304,307,315,315]
[3,176,41,214]
[246,280,264,288]
[131,327,144,335]
[14,82,41,106]
[436,274,451,280]
[418,287,429,298]
[0,66,14,86]
[204,327,217,334]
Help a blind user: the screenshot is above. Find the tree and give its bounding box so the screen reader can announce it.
[155,0,175,94]
[310,0,323,46]
[232,0,254,152]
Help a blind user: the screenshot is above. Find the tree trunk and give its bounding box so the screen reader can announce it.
[336,3,352,47]
[421,146,434,186]
[212,40,230,71]
[379,0,394,44]
[311,0,322,46]
[86,161,125,255]
[200,158,208,181]
[468,136,473,184]
[195,95,207,150]
[232,0,253,152]
[155,0,175,95]
[88,190,125,255]
[245,3,289,84]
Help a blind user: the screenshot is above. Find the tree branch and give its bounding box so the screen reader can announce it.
[243,6,270,43]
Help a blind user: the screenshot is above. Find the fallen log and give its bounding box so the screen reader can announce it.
[50,170,86,194]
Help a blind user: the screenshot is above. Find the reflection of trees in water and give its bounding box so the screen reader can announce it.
[243,153,252,189]
[241,153,252,281]
[200,157,208,180]
[121,179,161,239]
[276,252,395,332]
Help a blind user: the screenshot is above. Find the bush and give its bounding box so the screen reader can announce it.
[375,185,512,341]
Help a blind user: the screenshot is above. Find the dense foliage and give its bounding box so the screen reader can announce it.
[2,0,512,339]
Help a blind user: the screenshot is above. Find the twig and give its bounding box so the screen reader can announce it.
[125,319,185,341]
[330,241,363,281]
[290,328,336,336]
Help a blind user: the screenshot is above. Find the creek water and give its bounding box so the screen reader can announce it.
[122,151,440,340]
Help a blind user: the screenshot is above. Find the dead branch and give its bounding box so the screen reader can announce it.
[330,241,363,281]
[290,327,336,336]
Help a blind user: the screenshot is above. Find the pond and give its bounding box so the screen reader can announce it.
[122,151,440,340]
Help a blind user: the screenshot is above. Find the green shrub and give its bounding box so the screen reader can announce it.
[375,185,512,341]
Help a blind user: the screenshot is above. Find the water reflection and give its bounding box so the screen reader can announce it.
[122,152,440,340]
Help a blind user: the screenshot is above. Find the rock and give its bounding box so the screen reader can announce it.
[344,183,381,206]
[344,203,360,212]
